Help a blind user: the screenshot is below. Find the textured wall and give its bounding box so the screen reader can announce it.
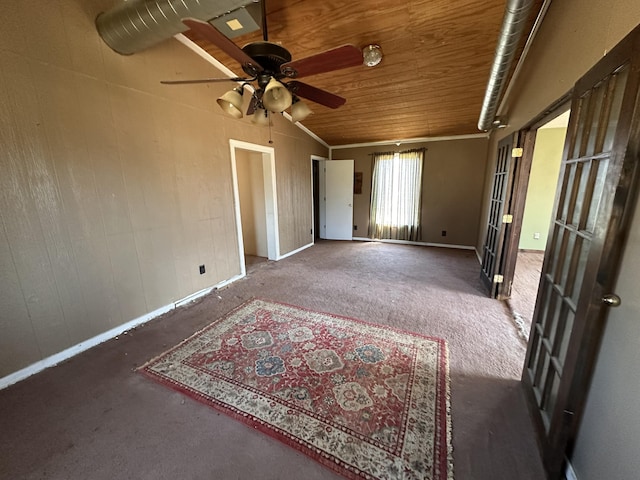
[332,137,489,246]
[0,0,326,377]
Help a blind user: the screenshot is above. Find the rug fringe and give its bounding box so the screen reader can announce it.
[444,343,455,480]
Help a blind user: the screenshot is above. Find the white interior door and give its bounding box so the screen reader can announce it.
[324,160,353,240]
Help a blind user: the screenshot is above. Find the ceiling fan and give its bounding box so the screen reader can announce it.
[161,1,366,124]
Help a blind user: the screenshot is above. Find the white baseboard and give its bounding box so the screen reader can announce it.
[174,286,214,308]
[565,459,578,480]
[352,237,476,250]
[0,273,244,391]
[277,242,313,260]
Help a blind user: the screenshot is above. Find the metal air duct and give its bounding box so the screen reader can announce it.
[477,0,535,131]
[96,0,256,55]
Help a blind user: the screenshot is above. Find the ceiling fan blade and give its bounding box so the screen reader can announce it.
[281,45,362,79]
[182,19,264,75]
[287,81,346,109]
[160,77,249,85]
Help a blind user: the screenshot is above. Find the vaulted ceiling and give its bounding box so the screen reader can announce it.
[182,0,542,146]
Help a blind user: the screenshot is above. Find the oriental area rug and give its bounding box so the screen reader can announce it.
[140,299,453,480]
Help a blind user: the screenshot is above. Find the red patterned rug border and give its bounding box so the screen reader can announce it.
[139,366,375,480]
[139,298,454,480]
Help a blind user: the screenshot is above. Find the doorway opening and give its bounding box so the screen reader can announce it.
[508,110,570,340]
[230,140,279,277]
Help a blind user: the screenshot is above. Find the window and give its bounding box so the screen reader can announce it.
[369,149,424,241]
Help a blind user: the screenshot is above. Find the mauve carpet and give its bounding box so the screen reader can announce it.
[0,240,545,479]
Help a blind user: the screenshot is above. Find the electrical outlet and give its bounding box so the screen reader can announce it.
[441,230,447,237]
[533,232,540,239]
[199,265,205,275]
[354,225,358,231]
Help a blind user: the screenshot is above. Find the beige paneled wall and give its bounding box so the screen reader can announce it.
[273,136,318,252]
[0,0,327,377]
[332,137,489,246]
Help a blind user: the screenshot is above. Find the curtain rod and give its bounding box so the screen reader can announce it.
[368,147,427,156]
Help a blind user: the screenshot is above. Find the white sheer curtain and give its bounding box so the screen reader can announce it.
[369,149,424,241]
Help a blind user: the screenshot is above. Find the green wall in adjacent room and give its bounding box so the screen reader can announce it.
[519,127,566,251]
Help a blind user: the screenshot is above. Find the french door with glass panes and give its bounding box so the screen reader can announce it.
[522,24,640,479]
[480,134,517,297]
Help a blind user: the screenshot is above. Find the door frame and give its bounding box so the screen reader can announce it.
[229,140,280,277]
[311,155,327,242]
[501,96,574,297]
[487,94,573,300]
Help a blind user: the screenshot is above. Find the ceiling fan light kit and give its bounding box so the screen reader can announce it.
[262,77,293,112]
[291,98,313,123]
[216,86,245,118]
[251,108,270,126]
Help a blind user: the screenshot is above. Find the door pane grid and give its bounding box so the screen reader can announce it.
[586,158,610,232]
[572,93,589,159]
[551,229,571,289]
[577,160,599,230]
[594,75,618,154]
[564,235,586,300]
[523,29,637,477]
[534,347,551,391]
[557,309,576,366]
[571,239,591,304]
[559,164,576,222]
[540,358,561,432]
[528,326,542,375]
[559,233,577,291]
[570,162,590,227]
[577,87,598,158]
[481,139,512,293]
[603,66,630,152]
[541,288,561,342]
[537,299,578,432]
[544,372,562,428]
[586,83,606,156]
[566,162,582,224]
[566,96,584,157]
[548,227,563,279]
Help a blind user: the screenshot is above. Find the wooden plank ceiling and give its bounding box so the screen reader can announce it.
[182,0,541,146]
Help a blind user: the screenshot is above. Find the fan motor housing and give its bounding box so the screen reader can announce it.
[242,41,292,77]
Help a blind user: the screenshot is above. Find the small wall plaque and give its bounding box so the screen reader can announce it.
[354,172,363,194]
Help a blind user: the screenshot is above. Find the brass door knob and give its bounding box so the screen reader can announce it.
[602,293,621,307]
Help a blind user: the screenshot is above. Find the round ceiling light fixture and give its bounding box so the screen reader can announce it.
[362,44,383,67]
